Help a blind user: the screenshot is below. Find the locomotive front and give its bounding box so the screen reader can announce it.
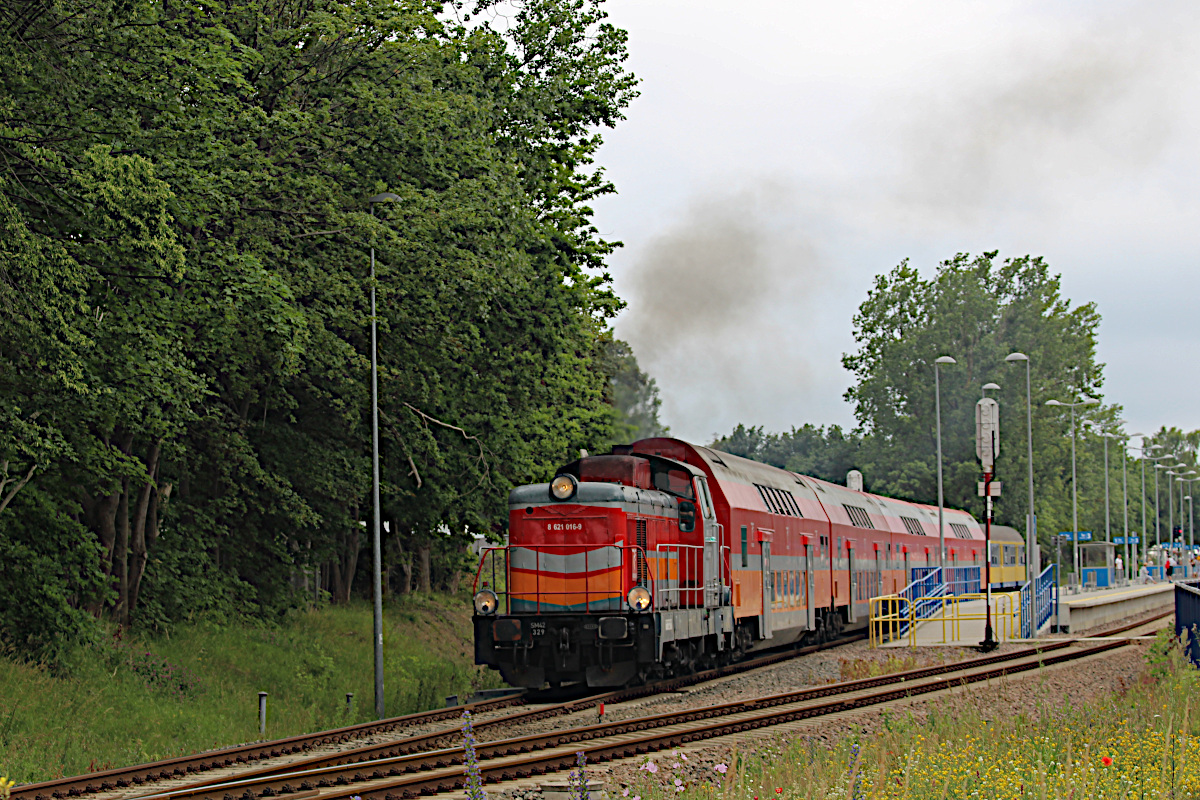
[472,452,725,688]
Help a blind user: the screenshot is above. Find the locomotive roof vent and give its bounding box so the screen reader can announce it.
[847,470,864,492]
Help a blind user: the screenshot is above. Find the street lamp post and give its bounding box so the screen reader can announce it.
[1006,353,1038,579]
[1187,495,1196,568]
[1141,445,1171,576]
[1118,432,1144,582]
[368,191,400,719]
[1046,396,1099,586]
[935,356,956,571]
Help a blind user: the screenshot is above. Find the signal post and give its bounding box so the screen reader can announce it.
[976,397,1000,652]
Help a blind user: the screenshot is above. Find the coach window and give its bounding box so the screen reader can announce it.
[741,526,749,567]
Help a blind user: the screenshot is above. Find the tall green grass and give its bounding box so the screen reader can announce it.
[0,593,501,783]
[628,630,1200,799]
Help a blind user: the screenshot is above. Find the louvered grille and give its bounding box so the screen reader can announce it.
[900,516,925,537]
[636,519,648,583]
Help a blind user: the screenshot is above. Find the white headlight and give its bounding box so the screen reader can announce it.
[627,585,651,612]
[550,474,578,501]
[474,589,499,615]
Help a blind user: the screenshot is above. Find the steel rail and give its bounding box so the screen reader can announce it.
[119,610,1170,800]
[15,633,862,800]
[146,625,1162,800]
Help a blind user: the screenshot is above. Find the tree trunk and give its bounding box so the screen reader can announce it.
[417,539,432,593]
[335,521,361,604]
[114,477,131,627]
[127,440,163,622]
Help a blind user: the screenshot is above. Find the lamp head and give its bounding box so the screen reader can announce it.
[982,382,1001,391]
[935,356,956,365]
[1081,396,1100,406]
[1046,400,1063,407]
[369,192,401,204]
[1005,352,1028,363]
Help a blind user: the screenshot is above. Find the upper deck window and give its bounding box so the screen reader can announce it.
[900,516,925,537]
[950,522,972,539]
[754,484,803,517]
[843,504,873,529]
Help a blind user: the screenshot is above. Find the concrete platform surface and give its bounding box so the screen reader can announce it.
[1057,582,1173,633]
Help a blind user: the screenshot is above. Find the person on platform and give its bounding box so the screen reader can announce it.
[1166,555,1176,579]
[1115,554,1124,580]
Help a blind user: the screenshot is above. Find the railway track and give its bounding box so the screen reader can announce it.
[83,611,1171,800]
[14,633,863,800]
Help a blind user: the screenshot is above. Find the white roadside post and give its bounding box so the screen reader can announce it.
[976,396,999,651]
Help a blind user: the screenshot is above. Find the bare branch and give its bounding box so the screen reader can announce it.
[402,402,493,489]
[295,227,351,238]
[0,461,37,515]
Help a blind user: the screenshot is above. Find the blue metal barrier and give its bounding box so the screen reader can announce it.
[1020,563,1058,639]
[1175,579,1200,667]
[911,565,981,596]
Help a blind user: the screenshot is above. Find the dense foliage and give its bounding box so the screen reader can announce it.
[0,0,638,659]
[714,252,1198,568]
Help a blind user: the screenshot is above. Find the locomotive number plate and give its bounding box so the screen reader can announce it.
[546,522,584,531]
[530,621,547,636]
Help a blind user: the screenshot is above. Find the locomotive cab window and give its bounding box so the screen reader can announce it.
[651,464,695,500]
[741,526,748,567]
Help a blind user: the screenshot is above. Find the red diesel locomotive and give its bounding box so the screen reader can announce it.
[472,437,985,688]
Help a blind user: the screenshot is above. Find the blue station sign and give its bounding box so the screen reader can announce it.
[1058,531,1093,541]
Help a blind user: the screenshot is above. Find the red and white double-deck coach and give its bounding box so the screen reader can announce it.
[472,437,984,688]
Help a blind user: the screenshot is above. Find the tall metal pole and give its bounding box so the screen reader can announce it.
[1007,353,1038,580]
[1025,360,1037,578]
[1069,404,1079,585]
[1103,433,1110,543]
[370,202,385,720]
[1141,454,1148,572]
[935,357,955,570]
[1154,465,1161,565]
[366,192,399,720]
[1121,443,1129,580]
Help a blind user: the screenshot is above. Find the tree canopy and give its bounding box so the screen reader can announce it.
[0,0,639,658]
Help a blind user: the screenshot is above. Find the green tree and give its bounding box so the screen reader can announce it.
[0,0,638,650]
[843,252,1111,566]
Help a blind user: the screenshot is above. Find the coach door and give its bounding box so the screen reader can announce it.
[760,537,774,639]
[805,542,815,632]
[847,545,856,623]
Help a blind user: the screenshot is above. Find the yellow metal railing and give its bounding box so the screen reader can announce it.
[869,592,1024,647]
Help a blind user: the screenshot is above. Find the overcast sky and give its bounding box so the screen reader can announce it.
[589,0,1200,448]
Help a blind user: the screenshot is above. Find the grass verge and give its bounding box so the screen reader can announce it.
[0,593,500,783]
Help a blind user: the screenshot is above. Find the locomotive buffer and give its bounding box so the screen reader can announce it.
[976,397,1000,652]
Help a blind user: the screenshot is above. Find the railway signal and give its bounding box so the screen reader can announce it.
[976,397,1000,652]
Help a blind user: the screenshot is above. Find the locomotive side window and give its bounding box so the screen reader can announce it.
[696,477,715,519]
[678,500,696,532]
[741,526,748,567]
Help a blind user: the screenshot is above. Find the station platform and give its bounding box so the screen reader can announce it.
[879,582,1174,646]
[1056,582,1174,633]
